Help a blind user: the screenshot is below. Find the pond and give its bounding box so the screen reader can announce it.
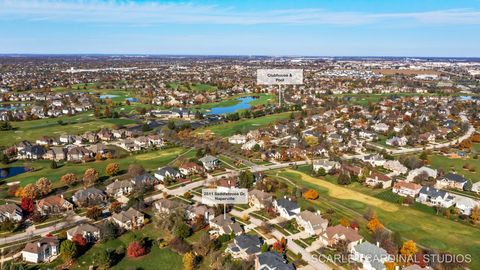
[0,167,29,179]
[207,96,256,115]
[99,94,119,99]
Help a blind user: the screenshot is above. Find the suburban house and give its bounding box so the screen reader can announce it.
[273,198,301,220]
[131,173,159,188]
[472,182,480,194]
[0,203,23,222]
[72,187,107,207]
[386,136,408,147]
[228,134,248,144]
[199,155,220,171]
[248,189,273,209]
[312,159,340,173]
[226,234,263,259]
[67,146,94,162]
[36,195,74,215]
[436,173,469,190]
[18,145,46,160]
[392,181,422,197]
[67,223,101,243]
[453,195,480,215]
[106,180,134,198]
[255,251,295,270]
[362,154,386,167]
[319,225,363,250]
[406,167,437,182]
[351,241,390,270]
[340,164,364,177]
[209,215,243,236]
[44,147,66,161]
[22,237,60,263]
[295,210,328,236]
[365,172,392,189]
[179,162,204,176]
[154,166,182,181]
[416,186,455,208]
[185,204,215,223]
[111,208,145,230]
[383,160,408,175]
[154,198,187,214]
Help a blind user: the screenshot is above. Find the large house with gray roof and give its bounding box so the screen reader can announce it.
[226,234,263,259]
[416,186,455,208]
[273,198,301,220]
[255,251,295,270]
[351,241,391,270]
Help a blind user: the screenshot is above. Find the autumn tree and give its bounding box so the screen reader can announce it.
[72,234,87,247]
[83,168,99,186]
[36,177,52,196]
[384,261,397,270]
[109,201,122,214]
[86,206,102,220]
[127,241,145,257]
[61,173,77,186]
[105,163,120,176]
[470,206,480,223]
[367,217,384,232]
[271,237,287,253]
[183,251,195,270]
[20,197,35,214]
[127,164,145,177]
[400,240,418,263]
[339,218,350,227]
[22,184,39,199]
[302,189,319,200]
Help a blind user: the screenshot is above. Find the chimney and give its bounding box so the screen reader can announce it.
[37,242,41,247]
[376,242,380,247]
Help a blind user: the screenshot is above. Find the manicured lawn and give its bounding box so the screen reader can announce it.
[195,112,291,137]
[0,113,137,146]
[276,170,480,269]
[2,147,186,187]
[429,154,480,183]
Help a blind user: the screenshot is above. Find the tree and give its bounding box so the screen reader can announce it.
[35,177,52,196]
[464,180,473,191]
[339,218,350,227]
[384,262,397,270]
[22,184,39,199]
[174,221,192,239]
[60,240,78,263]
[337,173,351,185]
[50,160,58,169]
[105,163,120,176]
[183,251,195,270]
[20,197,34,214]
[470,206,480,223]
[194,231,216,257]
[99,221,118,241]
[238,171,255,188]
[271,237,287,253]
[86,206,102,220]
[109,201,122,214]
[72,234,87,247]
[127,164,145,177]
[367,217,384,232]
[93,249,112,270]
[61,173,77,186]
[104,106,111,118]
[400,240,418,261]
[261,243,269,253]
[127,241,145,257]
[83,168,99,186]
[302,189,319,200]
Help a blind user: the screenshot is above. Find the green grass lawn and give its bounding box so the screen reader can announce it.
[429,154,480,183]
[195,112,291,137]
[2,147,186,187]
[0,113,137,146]
[276,170,480,269]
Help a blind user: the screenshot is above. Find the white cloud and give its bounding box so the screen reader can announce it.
[1,0,480,26]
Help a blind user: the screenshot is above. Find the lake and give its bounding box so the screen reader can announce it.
[0,167,29,179]
[208,96,255,115]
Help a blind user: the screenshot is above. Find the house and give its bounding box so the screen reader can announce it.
[226,234,262,259]
[472,182,480,194]
[365,172,392,189]
[319,225,363,250]
[154,166,182,181]
[296,210,328,236]
[386,136,408,147]
[351,241,390,270]
[67,223,101,243]
[406,167,437,182]
[229,134,248,144]
[36,136,56,146]
[18,145,46,160]
[209,215,243,236]
[248,189,273,209]
[36,195,74,215]
[0,203,23,222]
[199,155,220,170]
[255,251,295,270]
[72,187,107,207]
[341,164,364,177]
[416,186,455,208]
[273,198,301,220]
[392,181,422,197]
[22,237,60,263]
[242,140,264,151]
[131,173,159,189]
[216,178,238,192]
[383,160,408,175]
[453,195,480,215]
[44,147,66,161]
[154,198,187,214]
[106,180,134,197]
[179,162,204,176]
[312,159,339,173]
[185,204,215,223]
[67,146,94,162]
[372,123,389,133]
[111,208,145,230]
[436,173,469,190]
[362,154,386,167]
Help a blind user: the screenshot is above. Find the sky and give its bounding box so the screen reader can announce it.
[1,0,480,57]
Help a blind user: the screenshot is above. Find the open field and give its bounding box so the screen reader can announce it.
[1,147,186,186]
[276,169,480,268]
[73,224,182,270]
[0,113,137,146]
[372,69,441,75]
[429,153,480,183]
[195,112,291,137]
[167,81,217,93]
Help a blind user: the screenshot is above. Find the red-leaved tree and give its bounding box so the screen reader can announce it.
[127,241,145,258]
[72,234,87,247]
[21,197,35,214]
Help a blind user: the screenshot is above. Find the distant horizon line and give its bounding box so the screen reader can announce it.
[1,53,480,60]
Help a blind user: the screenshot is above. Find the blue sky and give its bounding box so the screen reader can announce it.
[1,0,480,56]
